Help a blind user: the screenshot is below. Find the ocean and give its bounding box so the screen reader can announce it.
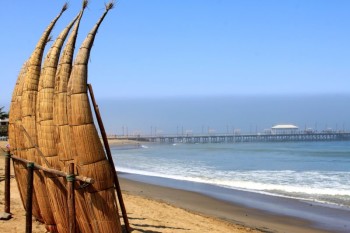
[112,141,350,208]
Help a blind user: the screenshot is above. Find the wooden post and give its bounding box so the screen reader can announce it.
[26,162,34,233]
[67,163,76,233]
[87,84,131,232]
[4,151,11,214]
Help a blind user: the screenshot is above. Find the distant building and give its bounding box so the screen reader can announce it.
[0,118,9,137]
[271,124,298,134]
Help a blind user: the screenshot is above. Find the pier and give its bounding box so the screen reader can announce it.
[110,132,350,144]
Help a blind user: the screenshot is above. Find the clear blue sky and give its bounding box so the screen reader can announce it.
[1,0,350,109]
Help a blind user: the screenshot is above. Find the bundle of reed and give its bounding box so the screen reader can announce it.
[53,2,89,231]
[8,62,44,220]
[67,2,122,233]
[8,5,68,224]
[37,4,86,232]
[54,1,87,166]
[9,63,27,158]
[18,4,68,231]
[37,14,77,163]
[9,2,125,232]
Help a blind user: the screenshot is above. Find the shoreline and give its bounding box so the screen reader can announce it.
[2,140,349,232]
[119,172,349,233]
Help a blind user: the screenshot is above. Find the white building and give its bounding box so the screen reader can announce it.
[271,124,298,134]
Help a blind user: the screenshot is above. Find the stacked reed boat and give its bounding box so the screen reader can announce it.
[8,1,123,232]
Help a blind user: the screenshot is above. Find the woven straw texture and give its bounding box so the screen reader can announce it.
[9,2,123,233]
[11,6,68,231]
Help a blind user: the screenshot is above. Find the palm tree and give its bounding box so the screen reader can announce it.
[0,107,9,119]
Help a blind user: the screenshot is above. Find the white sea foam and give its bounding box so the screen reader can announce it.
[114,141,350,207]
[118,166,350,206]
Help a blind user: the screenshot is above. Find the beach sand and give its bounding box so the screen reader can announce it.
[120,176,338,233]
[0,140,339,233]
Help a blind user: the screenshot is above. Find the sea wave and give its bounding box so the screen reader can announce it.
[117,166,350,207]
[114,141,350,207]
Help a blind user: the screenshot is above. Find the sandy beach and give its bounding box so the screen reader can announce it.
[0,140,347,233]
[119,175,341,233]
